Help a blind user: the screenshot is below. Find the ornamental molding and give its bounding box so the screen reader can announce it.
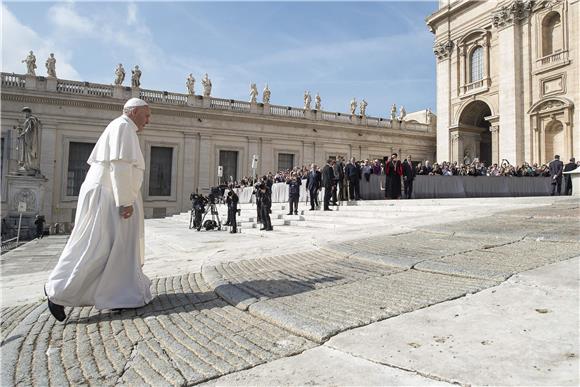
[492,0,535,28]
[433,40,454,61]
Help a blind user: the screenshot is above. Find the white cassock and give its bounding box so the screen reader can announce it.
[46,115,152,309]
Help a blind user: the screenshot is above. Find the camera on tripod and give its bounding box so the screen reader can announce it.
[189,189,223,231]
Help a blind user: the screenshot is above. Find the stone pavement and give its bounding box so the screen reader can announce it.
[1,197,579,385]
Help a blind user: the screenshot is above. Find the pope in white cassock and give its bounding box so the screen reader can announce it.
[45,98,153,321]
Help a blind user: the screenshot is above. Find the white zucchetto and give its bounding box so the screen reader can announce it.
[123,98,148,109]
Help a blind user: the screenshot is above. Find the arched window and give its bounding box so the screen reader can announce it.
[542,12,561,56]
[470,46,484,82]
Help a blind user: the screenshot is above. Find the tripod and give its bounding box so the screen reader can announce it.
[200,202,222,231]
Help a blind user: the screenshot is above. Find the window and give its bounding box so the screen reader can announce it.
[278,153,294,171]
[67,142,95,196]
[542,12,561,56]
[149,146,173,196]
[470,46,484,82]
[219,150,238,182]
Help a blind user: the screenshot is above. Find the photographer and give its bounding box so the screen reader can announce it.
[259,183,273,231]
[226,190,239,233]
[286,172,301,215]
[190,192,208,230]
[253,181,262,223]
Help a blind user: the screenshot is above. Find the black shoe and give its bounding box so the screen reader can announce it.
[324,208,332,211]
[230,230,236,234]
[309,208,315,211]
[266,227,273,231]
[260,227,266,230]
[286,213,292,216]
[44,286,66,322]
[294,212,298,215]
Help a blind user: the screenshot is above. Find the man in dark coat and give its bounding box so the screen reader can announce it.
[385,153,403,199]
[344,157,361,200]
[336,156,346,201]
[286,172,301,215]
[34,215,46,239]
[306,164,321,211]
[549,154,564,196]
[253,182,262,223]
[563,157,576,195]
[402,155,416,199]
[321,159,335,211]
[259,183,273,231]
[226,190,239,233]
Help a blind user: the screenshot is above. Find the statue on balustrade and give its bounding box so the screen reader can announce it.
[45,53,56,78]
[114,64,125,85]
[14,107,42,175]
[22,51,37,76]
[131,65,142,88]
[398,105,406,121]
[315,93,321,110]
[249,83,258,103]
[262,84,271,104]
[360,99,368,117]
[304,91,312,110]
[390,103,397,120]
[350,98,357,115]
[186,73,195,95]
[202,73,212,97]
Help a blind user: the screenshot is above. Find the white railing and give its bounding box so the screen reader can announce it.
[140,89,187,105]
[1,72,433,133]
[537,50,567,66]
[464,79,484,93]
[1,73,26,88]
[57,79,113,97]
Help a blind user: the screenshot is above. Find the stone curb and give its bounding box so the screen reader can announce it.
[201,265,259,310]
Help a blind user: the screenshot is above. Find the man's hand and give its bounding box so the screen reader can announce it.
[119,205,134,219]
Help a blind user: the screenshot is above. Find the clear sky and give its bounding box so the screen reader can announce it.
[2,1,438,118]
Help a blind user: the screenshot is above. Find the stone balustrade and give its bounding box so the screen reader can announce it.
[1,72,433,132]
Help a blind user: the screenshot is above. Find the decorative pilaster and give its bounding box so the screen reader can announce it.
[491,0,534,29]
[433,40,454,61]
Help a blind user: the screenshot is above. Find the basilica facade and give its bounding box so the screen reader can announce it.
[1,72,435,226]
[427,0,578,165]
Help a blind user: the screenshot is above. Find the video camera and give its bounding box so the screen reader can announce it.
[190,193,209,212]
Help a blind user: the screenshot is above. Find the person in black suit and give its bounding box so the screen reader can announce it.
[385,153,403,199]
[336,156,346,201]
[259,183,273,231]
[226,190,239,233]
[306,164,321,210]
[563,157,576,195]
[549,154,564,196]
[344,157,361,200]
[286,172,301,215]
[402,155,416,199]
[321,159,335,211]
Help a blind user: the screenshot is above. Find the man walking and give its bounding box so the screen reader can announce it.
[259,183,273,231]
[286,172,301,215]
[402,155,416,199]
[322,159,335,211]
[226,190,239,233]
[306,164,321,211]
[45,98,153,321]
[549,154,564,196]
[344,157,361,200]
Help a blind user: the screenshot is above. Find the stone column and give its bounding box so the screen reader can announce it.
[197,134,212,191]
[494,4,528,165]
[433,40,454,162]
[450,132,461,164]
[261,139,273,173]
[489,126,500,165]
[182,133,197,210]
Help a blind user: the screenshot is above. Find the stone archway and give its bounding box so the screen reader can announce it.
[544,118,564,163]
[450,100,493,164]
[528,97,574,164]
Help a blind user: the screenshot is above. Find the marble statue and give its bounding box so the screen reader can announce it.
[398,105,407,121]
[202,73,212,97]
[262,84,271,104]
[350,98,357,115]
[114,64,125,85]
[390,103,397,120]
[15,107,42,174]
[131,65,142,88]
[315,93,321,110]
[249,83,258,103]
[360,99,368,117]
[186,73,195,95]
[427,108,433,124]
[22,51,37,76]
[304,91,312,110]
[45,53,56,78]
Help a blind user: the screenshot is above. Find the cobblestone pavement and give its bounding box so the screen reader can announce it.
[1,199,578,385]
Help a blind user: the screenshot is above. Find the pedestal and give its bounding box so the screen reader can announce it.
[5,174,48,240]
[46,77,57,92]
[131,87,141,98]
[202,96,211,109]
[250,102,258,114]
[25,75,37,90]
[113,85,125,99]
[263,103,271,115]
[187,94,196,107]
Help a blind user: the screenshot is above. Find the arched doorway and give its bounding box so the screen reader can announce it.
[451,101,492,165]
[544,119,564,162]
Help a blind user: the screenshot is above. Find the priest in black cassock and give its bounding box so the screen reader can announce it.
[385,153,403,199]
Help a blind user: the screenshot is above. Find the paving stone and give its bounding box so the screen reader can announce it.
[415,240,580,281]
[0,273,315,386]
[249,270,498,343]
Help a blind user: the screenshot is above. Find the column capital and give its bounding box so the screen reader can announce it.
[433,40,454,61]
[492,0,534,29]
